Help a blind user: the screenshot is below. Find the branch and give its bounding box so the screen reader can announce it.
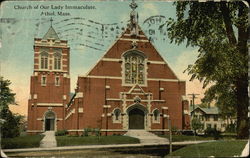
[220,2,237,45]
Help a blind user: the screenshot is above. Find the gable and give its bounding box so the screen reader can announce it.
[85,26,180,80]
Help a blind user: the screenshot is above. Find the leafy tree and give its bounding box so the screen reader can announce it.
[0,108,21,138]
[191,117,203,135]
[167,1,248,138]
[0,77,21,138]
[0,77,16,109]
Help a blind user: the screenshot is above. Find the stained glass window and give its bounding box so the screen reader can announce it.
[124,51,145,84]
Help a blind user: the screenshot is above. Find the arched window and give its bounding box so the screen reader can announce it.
[54,52,61,70]
[153,109,160,123]
[123,50,146,85]
[40,51,48,69]
[113,109,121,123]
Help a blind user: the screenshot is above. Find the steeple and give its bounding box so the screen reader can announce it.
[129,0,139,36]
[43,18,60,40]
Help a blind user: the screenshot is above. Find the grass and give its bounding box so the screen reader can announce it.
[159,133,237,142]
[1,134,44,149]
[168,140,247,157]
[159,134,214,142]
[56,135,140,146]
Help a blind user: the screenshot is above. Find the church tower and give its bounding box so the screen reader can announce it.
[27,19,70,134]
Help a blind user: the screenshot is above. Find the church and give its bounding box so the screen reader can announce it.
[27,1,190,135]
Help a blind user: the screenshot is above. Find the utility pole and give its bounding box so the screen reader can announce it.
[188,93,200,111]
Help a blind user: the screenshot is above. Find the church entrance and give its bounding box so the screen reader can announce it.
[128,108,145,129]
[45,111,55,131]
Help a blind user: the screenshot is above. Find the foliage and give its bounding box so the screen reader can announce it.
[204,127,222,140]
[170,140,247,157]
[167,1,248,138]
[0,77,16,109]
[225,123,237,133]
[0,108,23,138]
[56,135,140,146]
[1,135,44,149]
[0,77,25,138]
[93,128,100,137]
[55,130,68,136]
[191,118,203,135]
[83,128,91,137]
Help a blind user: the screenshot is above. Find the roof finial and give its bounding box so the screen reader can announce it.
[129,0,139,36]
[50,17,53,27]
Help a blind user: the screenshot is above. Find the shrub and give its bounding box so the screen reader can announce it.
[84,128,91,137]
[94,128,100,136]
[205,127,221,140]
[225,123,236,133]
[55,130,68,136]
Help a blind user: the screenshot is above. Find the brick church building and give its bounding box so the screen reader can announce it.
[27,1,190,135]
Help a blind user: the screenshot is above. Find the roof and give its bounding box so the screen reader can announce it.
[191,105,219,115]
[43,26,60,40]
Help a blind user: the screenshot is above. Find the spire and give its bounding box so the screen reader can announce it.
[42,18,60,40]
[129,0,139,36]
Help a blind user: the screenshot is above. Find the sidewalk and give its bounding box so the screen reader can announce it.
[241,140,249,157]
[39,131,57,148]
[3,140,215,153]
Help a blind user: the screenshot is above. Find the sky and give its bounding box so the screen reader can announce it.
[0,0,206,116]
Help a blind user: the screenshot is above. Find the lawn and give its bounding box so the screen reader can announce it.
[159,134,214,142]
[169,140,247,157]
[56,135,140,146]
[1,134,44,149]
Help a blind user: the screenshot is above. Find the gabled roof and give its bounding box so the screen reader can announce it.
[191,105,219,115]
[43,26,60,40]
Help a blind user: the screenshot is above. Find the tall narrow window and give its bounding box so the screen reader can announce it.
[40,52,48,69]
[55,76,60,86]
[124,50,145,85]
[41,76,47,86]
[153,109,160,123]
[54,53,61,70]
[113,109,121,123]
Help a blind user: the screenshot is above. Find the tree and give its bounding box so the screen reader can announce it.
[166,1,248,138]
[191,117,203,135]
[0,77,21,138]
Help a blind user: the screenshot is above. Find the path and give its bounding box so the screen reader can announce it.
[3,140,216,154]
[40,131,57,148]
[241,140,249,157]
[124,130,168,144]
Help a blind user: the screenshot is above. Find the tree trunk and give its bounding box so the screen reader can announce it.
[236,76,249,139]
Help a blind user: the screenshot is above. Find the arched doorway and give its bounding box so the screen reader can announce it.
[45,111,55,131]
[128,107,145,129]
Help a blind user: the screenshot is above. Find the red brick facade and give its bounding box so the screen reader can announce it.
[27,27,70,134]
[28,18,190,135]
[64,27,190,135]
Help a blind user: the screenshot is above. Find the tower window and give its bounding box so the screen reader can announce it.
[54,53,61,70]
[55,76,60,86]
[153,109,160,123]
[113,108,121,123]
[40,52,48,69]
[41,76,47,86]
[123,50,146,85]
